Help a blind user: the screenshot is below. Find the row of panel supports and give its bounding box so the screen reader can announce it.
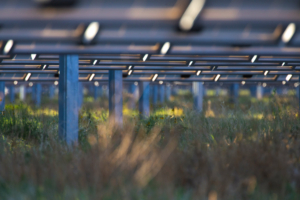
[0,81,289,107]
[0,78,204,144]
[1,82,295,106]
[0,54,298,144]
[1,82,264,112]
[1,82,265,110]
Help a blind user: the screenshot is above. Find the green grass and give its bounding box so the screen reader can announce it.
[1,92,300,199]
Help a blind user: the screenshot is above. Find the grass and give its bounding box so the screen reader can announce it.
[1,92,300,199]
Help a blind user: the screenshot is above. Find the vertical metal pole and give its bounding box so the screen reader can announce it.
[35,83,42,107]
[153,85,158,106]
[166,85,171,101]
[49,85,55,99]
[229,83,239,106]
[59,55,79,144]
[94,85,98,101]
[20,85,26,101]
[250,85,257,97]
[139,82,150,117]
[216,86,221,96]
[31,84,36,102]
[193,82,203,112]
[9,85,15,103]
[109,70,123,126]
[257,85,263,100]
[159,85,165,103]
[129,83,138,110]
[133,83,139,104]
[0,82,5,111]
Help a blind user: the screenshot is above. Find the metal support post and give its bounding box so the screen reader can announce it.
[229,83,239,106]
[257,85,263,100]
[49,85,55,99]
[216,86,221,96]
[250,85,257,97]
[59,55,79,144]
[139,82,150,117]
[193,82,203,112]
[94,85,99,101]
[9,86,15,103]
[31,84,36,102]
[35,83,41,107]
[0,82,5,111]
[159,85,165,103]
[166,85,171,101]
[20,85,26,101]
[109,70,123,126]
[129,83,138,109]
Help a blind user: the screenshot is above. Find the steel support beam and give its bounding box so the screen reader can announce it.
[166,85,171,101]
[139,82,150,117]
[19,85,26,101]
[257,86,264,100]
[35,83,42,107]
[59,55,79,144]
[0,82,5,111]
[250,86,257,97]
[133,83,139,106]
[216,86,221,96]
[31,85,36,102]
[129,83,139,110]
[229,83,239,106]
[49,85,55,99]
[9,86,15,103]
[193,82,204,112]
[159,85,165,104]
[109,70,123,126]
